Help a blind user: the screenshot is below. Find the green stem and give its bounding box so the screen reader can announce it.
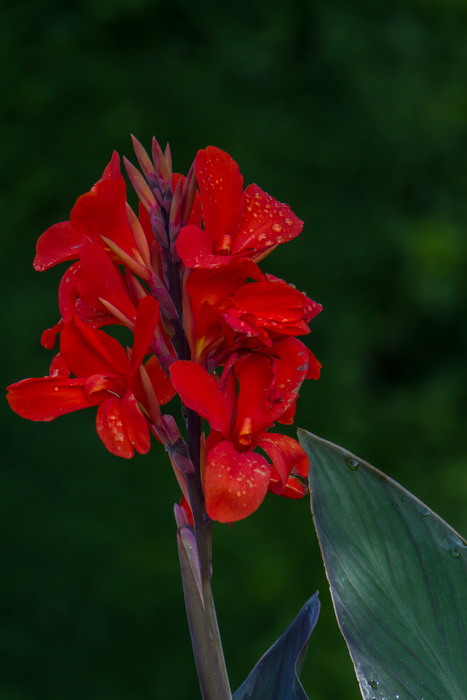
[160,181,231,698]
[179,411,231,700]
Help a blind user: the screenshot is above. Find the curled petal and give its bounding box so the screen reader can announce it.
[41,320,64,350]
[257,432,309,489]
[268,474,307,499]
[96,392,150,458]
[228,280,312,337]
[233,183,303,255]
[34,221,82,271]
[268,337,311,423]
[204,440,270,523]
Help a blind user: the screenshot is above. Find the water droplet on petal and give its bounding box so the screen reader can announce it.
[271,223,283,233]
[345,455,359,471]
[284,218,293,225]
[417,505,431,518]
[448,547,460,559]
[368,680,379,691]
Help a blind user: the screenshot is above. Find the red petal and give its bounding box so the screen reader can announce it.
[233,354,277,440]
[70,172,135,255]
[264,274,322,323]
[130,296,160,369]
[60,316,129,378]
[195,146,244,246]
[57,262,80,319]
[229,280,311,337]
[177,225,262,277]
[186,267,249,317]
[256,433,309,489]
[179,495,194,527]
[176,225,220,268]
[305,346,322,380]
[268,474,307,498]
[96,392,150,458]
[233,184,303,255]
[41,320,64,350]
[34,221,82,271]
[267,337,310,423]
[170,361,231,435]
[49,353,71,378]
[276,395,297,425]
[56,262,116,330]
[7,377,92,421]
[204,440,270,522]
[77,239,137,325]
[186,266,254,360]
[101,151,121,179]
[144,355,175,405]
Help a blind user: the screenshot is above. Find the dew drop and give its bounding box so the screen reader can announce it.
[271,223,283,233]
[417,505,431,518]
[345,455,359,471]
[368,679,379,691]
[440,535,465,558]
[284,217,293,225]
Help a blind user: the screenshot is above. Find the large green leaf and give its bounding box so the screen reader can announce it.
[233,593,320,700]
[299,429,467,700]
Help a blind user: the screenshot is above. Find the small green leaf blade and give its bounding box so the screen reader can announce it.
[299,429,467,700]
[233,593,320,700]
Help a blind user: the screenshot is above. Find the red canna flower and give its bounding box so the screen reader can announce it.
[176,146,303,272]
[8,136,322,526]
[34,152,151,277]
[7,297,174,458]
[184,266,322,366]
[170,337,311,522]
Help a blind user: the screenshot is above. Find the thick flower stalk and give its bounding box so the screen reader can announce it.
[7,138,322,699]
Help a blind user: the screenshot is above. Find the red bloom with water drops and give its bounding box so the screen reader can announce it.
[34,152,150,276]
[184,266,322,366]
[170,337,311,522]
[8,136,322,524]
[7,297,174,458]
[176,146,303,272]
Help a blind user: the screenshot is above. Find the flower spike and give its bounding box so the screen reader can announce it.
[9,136,321,522]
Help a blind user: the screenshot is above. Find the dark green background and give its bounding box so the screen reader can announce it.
[1,1,467,698]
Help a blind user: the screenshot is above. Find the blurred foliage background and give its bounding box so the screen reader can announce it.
[1,0,467,698]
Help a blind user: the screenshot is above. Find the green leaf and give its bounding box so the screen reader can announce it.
[233,593,320,700]
[299,429,467,700]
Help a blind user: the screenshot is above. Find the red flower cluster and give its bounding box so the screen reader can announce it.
[7,140,321,522]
